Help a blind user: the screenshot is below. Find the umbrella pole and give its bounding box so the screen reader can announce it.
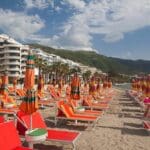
[30,114,32,130]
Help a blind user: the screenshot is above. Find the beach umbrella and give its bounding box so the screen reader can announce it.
[70,73,81,107]
[0,71,8,95]
[70,73,80,100]
[0,71,15,105]
[89,76,96,96]
[0,77,2,89]
[37,74,44,94]
[19,51,38,129]
[13,77,18,90]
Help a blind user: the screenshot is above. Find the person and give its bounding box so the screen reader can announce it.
[70,73,80,100]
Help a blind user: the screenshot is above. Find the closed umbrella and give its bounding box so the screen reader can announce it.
[37,74,44,96]
[70,73,81,107]
[19,50,38,129]
[0,71,15,105]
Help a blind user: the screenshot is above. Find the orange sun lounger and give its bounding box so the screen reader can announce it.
[63,99,103,116]
[82,95,109,110]
[37,92,54,106]
[16,111,80,149]
[0,116,4,123]
[56,102,99,126]
[143,121,150,134]
[16,89,26,97]
[0,121,32,150]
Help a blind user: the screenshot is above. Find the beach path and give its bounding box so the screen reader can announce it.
[75,89,150,150]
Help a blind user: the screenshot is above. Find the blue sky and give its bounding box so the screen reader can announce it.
[0,0,150,60]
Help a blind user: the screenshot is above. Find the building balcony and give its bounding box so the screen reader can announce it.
[21,51,28,55]
[0,56,21,60]
[4,61,20,65]
[21,57,27,61]
[0,50,20,54]
[8,72,21,77]
[0,66,20,71]
[8,67,20,71]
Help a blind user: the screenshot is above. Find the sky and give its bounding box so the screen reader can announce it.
[0,0,150,60]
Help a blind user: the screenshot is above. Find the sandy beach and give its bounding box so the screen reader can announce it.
[31,89,150,150]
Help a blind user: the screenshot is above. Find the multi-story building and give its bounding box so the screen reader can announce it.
[0,34,29,80]
[33,48,80,68]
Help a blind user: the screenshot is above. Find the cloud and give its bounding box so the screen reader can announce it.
[0,9,44,40]
[49,0,150,50]
[24,0,52,9]
[63,0,86,10]
[1,0,150,52]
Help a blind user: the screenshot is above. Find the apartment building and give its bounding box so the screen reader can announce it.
[33,48,79,68]
[0,34,29,80]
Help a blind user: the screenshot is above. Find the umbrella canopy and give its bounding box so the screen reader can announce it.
[24,54,35,90]
[13,77,18,90]
[0,71,9,95]
[89,76,96,96]
[70,73,80,100]
[37,74,45,99]
[19,51,38,115]
[0,71,15,104]
[37,74,44,93]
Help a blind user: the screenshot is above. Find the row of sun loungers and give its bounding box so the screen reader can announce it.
[0,85,115,149]
[127,90,150,134]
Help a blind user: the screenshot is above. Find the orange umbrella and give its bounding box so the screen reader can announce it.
[37,74,44,98]
[70,73,80,100]
[0,72,15,104]
[19,51,38,115]
[89,76,96,96]
[0,72,8,95]
[13,77,18,90]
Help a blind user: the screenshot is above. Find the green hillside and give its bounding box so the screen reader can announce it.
[30,44,150,75]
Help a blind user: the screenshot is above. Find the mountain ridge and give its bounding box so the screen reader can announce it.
[29,43,150,75]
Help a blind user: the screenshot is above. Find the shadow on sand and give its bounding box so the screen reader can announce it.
[45,117,87,131]
[124,122,142,128]
[120,102,139,107]
[96,125,148,136]
[118,112,143,119]
[34,144,63,150]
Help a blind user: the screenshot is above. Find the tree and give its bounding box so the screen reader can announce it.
[82,70,91,81]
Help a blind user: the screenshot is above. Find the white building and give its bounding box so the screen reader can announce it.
[0,34,29,80]
[32,48,79,68]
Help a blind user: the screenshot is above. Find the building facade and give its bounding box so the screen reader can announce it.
[33,48,79,68]
[0,34,29,80]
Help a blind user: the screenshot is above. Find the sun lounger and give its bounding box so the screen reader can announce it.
[37,93,54,106]
[0,107,18,114]
[0,116,4,123]
[16,111,80,149]
[56,101,99,126]
[66,99,103,116]
[82,95,109,110]
[143,121,150,135]
[0,121,32,150]
[16,89,26,97]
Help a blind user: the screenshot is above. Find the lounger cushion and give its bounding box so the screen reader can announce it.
[0,116,4,123]
[47,129,79,142]
[0,121,21,150]
[143,121,150,130]
[17,111,47,135]
[17,111,80,143]
[61,104,97,120]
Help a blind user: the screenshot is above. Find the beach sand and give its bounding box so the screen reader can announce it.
[33,89,150,150]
